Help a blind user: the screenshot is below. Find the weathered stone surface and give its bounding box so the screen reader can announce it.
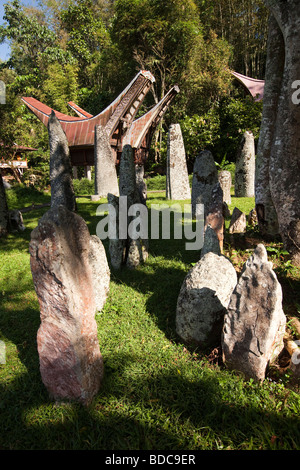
[192,150,218,218]
[222,244,286,381]
[218,170,232,205]
[107,193,125,270]
[176,252,237,348]
[48,111,76,212]
[29,206,104,405]
[248,208,258,227]
[235,130,255,197]
[119,145,141,206]
[135,164,147,205]
[229,207,247,233]
[205,182,224,251]
[89,235,110,313]
[108,145,148,269]
[166,124,191,200]
[94,125,119,199]
[201,225,221,258]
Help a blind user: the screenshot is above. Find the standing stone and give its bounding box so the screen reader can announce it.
[218,170,232,205]
[135,164,147,205]
[205,182,224,252]
[222,244,286,382]
[229,207,247,234]
[235,131,255,197]
[29,206,104,405]
[48,111,76,212]
[107,193,125,270]
[201,225,221,258]
[192,150,218,218]
[108,145,148,269]
[166,124,191,200]
[119,145,141,207]
[89,235,110,313]
[176,252,237,348]
[93,125,119,201]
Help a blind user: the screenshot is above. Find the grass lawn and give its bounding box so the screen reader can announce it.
[0,185,299,450]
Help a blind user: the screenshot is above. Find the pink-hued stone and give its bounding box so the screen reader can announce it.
[29,206,104,405]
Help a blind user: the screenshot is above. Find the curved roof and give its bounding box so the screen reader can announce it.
[231,71,265,101]
[21,70,155,148]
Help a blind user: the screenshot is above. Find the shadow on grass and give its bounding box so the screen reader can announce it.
[0,346,299,450]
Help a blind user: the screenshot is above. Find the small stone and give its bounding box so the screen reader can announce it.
[229,207,247,233]
[248,208,258,226]
[176,252,237,348]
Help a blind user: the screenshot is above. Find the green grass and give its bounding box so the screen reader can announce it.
[0,186,299,450]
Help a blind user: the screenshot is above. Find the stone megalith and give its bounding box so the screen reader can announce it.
[89,235,110,313]
[29,206,104,405]
[166,124,191,200]
[200,225,221,258]
[48,111,76,212]
[176,252,237,349]
[205,182,224,252]
[218,170,232,205]
[222,244,286,382]
[235,130,255,197]
[92,125,119,201]
[191,150,218,218]
[135,164,147,205]
[108,145,148,269]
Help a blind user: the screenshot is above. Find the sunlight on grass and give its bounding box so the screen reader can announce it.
[0,185,299,450]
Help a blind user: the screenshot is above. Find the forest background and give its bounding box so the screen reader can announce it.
[0,0,268,187]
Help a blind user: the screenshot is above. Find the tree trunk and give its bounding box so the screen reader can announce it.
[0,172,9,237]
[255,14,284,238]
[262,1,300,265]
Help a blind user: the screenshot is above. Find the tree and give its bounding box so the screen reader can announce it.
[256,0,300,265]
[112,0,201,103]
[196,0,269,78]
[255,13,283,239]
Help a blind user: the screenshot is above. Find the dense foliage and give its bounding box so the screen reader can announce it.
[0,0,267,184]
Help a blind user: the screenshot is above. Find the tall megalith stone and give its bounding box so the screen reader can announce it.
[48,111,76,212]
[166,124,191,200]
[108,145,148,269]
[93,125,119,200]
[191,150,218,218]
[235,131,255,197]
[29,206,104,405]
[218,170,232,205]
